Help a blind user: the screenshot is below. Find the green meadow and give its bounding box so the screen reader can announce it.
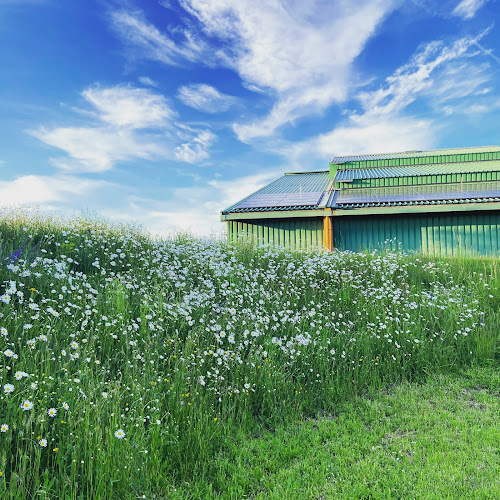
[0,209,498,499]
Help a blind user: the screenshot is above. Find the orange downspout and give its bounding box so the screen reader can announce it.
[323,215,333,252]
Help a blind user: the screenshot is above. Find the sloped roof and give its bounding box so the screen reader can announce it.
[223,147,500,216]
[222,172,331,213]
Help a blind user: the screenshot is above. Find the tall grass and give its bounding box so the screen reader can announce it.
[0,209,498,498]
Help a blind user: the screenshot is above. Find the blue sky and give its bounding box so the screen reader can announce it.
[1,0,500,235]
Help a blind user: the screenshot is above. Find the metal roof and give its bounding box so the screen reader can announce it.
[229,205,321,213]
[330,146,500,164]
[222,172,331,213]
[334,160,500,181]
[335,181,500,206]
[223,153,500,215]
[338,197,500,209]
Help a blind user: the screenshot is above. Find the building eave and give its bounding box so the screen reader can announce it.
[221,209,334,221]
[222,201,500,220]
[331,201,500,217]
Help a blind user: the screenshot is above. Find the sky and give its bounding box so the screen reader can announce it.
[1,0,500,236]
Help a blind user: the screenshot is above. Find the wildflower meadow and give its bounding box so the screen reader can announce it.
[0,209,498,498]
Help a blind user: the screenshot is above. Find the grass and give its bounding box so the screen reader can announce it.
[204,368,500,499]
[165,366,500,499]
[0,208,498,498]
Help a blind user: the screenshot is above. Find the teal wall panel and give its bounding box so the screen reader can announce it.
[228,211,500,256]
[332,211,500,256]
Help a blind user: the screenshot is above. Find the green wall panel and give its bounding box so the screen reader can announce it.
[332,211,500,257]
[343,151,500,169]
[341,170,500,189]
[227,217,324,251]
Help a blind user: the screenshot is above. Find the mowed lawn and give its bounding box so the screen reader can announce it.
[171,367,500,499]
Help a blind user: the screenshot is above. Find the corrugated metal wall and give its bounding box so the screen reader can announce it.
[333,211,500,256]
[227,218,324,251]
[344,151,500,168]
[345,170,500,188]
[228,211,500,256]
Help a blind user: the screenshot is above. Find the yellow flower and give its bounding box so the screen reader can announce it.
[53,448,59,452]
[213,417,218,422]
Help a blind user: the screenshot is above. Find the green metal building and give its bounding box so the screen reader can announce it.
[221,146,500,256]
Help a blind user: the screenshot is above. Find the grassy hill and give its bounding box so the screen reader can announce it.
[0,209,498,499]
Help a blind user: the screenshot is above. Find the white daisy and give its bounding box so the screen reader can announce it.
[21,400,34,411]
[3,384,14,394]
[114,429,125,439]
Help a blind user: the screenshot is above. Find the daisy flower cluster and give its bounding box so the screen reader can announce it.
[0,210,494,496]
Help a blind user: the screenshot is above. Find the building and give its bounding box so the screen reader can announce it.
[221,146,500,257]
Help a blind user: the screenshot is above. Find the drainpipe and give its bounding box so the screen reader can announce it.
[323,215,333,252]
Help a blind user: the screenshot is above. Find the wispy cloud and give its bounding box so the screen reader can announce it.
[0,175,110,206]
[81,86,174,128]
[177,83,236,113]
[30,83,219,171]
[33,126,168,173]
[357,33,487,117]
[182,0,397,141]
[426,62,491,103]
[30,85,174,172]
[462,97,500,114]
[473,40,500,65]
[138,76,159,87]
[452,0,488,19]
[110,1,397,140]
[174,129,217,164]
[102,171,278,236]
[288,32,487,160]
[109,9,205,66]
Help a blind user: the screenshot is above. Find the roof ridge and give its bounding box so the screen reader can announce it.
[284,170,329,175]
[331,145,500,160]
[330,146,500,163]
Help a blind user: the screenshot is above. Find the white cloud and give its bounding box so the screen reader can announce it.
[180,0,397,140]
[109,9,204,66]
[174,129,217,164]
[452,96,500,115]
[138,76,158,87]
[158,1,172,9]
[82,86,174,128]
[426,62,491,103]
[30,84,217,171]
[102,171,278,237]
[208,171,280,209]
[288,33,486,160]
[177,83,236,113]
[0,175,109,206]
[452,0,487,19]
[110,1,397,140]
[357,35,484,117]
[32,126,168,173]
[295,115,435,159]
[30,85,174,172]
